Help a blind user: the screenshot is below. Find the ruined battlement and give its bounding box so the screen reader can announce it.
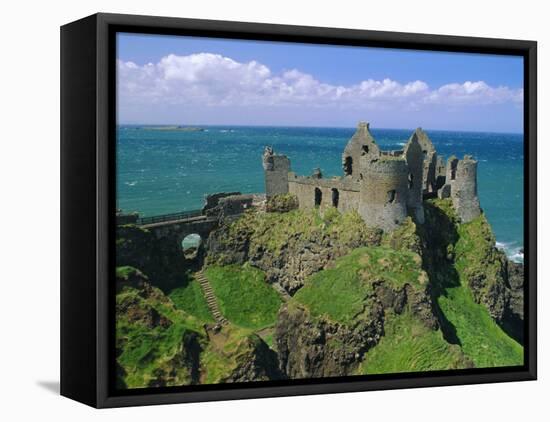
[262,121,482,231]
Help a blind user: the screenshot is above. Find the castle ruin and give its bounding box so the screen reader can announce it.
[262,121,481,231]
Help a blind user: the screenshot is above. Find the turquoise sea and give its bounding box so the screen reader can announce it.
[116,125,524,262]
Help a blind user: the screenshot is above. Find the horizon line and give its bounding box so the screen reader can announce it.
[116,123,524,136]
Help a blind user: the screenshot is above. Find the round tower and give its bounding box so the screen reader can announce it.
[358,157,408,231]
[451,155,481,223]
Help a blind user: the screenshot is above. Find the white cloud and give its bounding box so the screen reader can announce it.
[117,53,523,111]
[425,81,523,105]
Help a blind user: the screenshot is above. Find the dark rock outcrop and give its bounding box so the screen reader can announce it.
[223,335,285,382]
[116,225,197,291]
[275,302,384,378]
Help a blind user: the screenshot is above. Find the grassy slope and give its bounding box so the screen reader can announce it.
[293,246,425,325]
[169,278,214,323]
[359,311,469,374]
[205,264,282,330]
[428,199,523,367]
[116,283,205,388]
[437,286,522,367]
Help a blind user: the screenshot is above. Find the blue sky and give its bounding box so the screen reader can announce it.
[117,33,524,133]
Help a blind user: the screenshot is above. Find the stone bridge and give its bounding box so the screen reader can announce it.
[139,214,219,247]
[116,193,259,252]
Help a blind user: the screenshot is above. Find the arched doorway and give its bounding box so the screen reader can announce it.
[314,188,322,207]
[181,233,202,259]
[331,188,339,208]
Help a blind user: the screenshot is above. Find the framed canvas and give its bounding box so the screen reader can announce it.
[60,13,537,408]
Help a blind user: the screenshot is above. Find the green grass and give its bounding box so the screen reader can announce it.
[116,265,139,279]
[169,278,214,323]
[205,264,282,330]
[262,331,275,350]
[223,208,381,259]
[425,200,524,368]
[116,286,205,388]
[436,284,523,367]
[293,246,426,325]
[454,213,506,300]
[199,326,261,384]
[359,311,470,374]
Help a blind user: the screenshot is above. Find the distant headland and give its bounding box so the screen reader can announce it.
[142,125,205,132]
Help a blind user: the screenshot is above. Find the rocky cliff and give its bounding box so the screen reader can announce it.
[207,207,382,295]
[115,198,523,387]
[115,266,282,388]
[421,199,524,344]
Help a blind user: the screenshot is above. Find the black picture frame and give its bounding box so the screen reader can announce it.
[60,12,537,408]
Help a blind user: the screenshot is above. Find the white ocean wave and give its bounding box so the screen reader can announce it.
[125,181,138,186]
[495,241,523,263]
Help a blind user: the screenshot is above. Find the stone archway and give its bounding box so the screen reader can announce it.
[181,233,203,260]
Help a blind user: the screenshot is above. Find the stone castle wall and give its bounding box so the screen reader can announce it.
[288,174,360,213]
[262,122,481,232]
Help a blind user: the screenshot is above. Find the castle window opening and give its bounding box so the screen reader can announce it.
[314,188,322,207]
[451,162,458,180]
[331,188,339,208]
[408,173,414,189]
[423,150,427,158]
[181,233,202,259]
[362,145,369,155]
[387,190,396,204]
[344,156,353,176]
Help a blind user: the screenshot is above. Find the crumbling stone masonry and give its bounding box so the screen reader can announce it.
[263,121,481,231]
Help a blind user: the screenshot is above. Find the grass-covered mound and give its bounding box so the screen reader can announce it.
[169,278,214,323]
[212,207,382,262]
[205,264,283,330]
[115,266,206,388]
[358,311,471,374]
[199,325,281,384]
[293,246,426,325]
[424,199,523,367]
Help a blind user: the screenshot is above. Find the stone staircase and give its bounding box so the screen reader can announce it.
[196,270,228,326]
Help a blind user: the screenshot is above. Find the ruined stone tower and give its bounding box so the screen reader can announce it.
[342,122,380,180]
[358,157,409,231]
[450,155,481,223]
[408,128,437,194]
[263,146,290,198]
[404,134,425,224]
